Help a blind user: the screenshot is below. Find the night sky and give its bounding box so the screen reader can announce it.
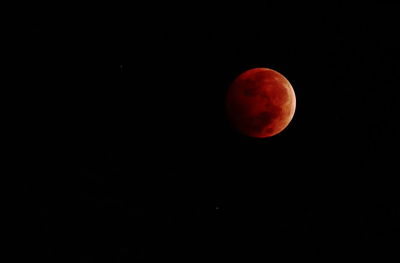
[21,3,399,261]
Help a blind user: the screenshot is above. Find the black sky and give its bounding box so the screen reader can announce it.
[20,2,399,261]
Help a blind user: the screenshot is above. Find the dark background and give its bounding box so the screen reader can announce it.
[20,2,399,261]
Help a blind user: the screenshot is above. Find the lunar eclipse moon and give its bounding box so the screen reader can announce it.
[226,68,296,138]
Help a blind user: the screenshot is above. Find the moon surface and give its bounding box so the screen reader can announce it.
[226,68,296,138]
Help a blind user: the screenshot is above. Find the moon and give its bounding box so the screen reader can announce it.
[226,68,296,138]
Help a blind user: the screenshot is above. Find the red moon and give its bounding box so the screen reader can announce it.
[226,68,296,138]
